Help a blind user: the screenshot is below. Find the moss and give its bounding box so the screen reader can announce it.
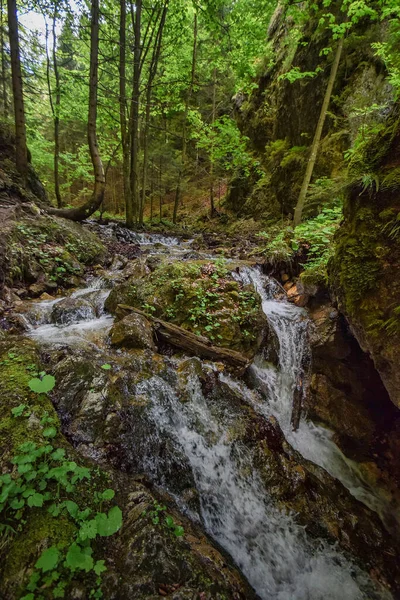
[106,259,266,356]
[0,339,62,457]
[3,512,76,589]
[5,214,105,291]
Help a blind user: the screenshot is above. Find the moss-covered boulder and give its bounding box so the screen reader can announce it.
[110,313,156,350]
[105,259,267,357]
[1,213,105,301]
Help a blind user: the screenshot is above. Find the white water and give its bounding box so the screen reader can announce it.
[136,372,389,600]
[239,267,399,532]
[24,277,113,347]
[19,231,395,599]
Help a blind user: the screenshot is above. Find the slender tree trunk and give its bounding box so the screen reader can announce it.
[129,0,142,226]
[150,158,154,222]
[209,66,217,217]
[293,37,344,226]
[119,0,131,226]
[172,11,197,224]
[7,0,27,180]
[159,154,162,222]
[0,0,8,116]
[52,8,62,208]
[48,0,105,221]
[140,0,168,225]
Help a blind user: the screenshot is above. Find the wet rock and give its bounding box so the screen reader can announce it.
[110,313,155,350]
[286,283,309,307]
[103,483,251,600]
[51,296,96,325]
[105,259,267,358]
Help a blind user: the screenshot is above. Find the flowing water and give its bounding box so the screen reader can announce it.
[20,229,396,600]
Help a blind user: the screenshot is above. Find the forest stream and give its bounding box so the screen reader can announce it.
[15,225,398,600]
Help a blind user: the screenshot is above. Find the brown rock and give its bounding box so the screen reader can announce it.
[286,283,308,307]
[110,313,156,350]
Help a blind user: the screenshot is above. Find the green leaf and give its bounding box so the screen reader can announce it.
[173,526,185,537]
[51,448,66,461]
[78,519,98,541]
[94,559,107,575]
[101,363,111,370]
[65,542,94,572]
[65,500,79,518]
[100,489,115,501]
[95,506,123,537]
[43,426,57,439]
[20,595,35,600]
[11,404,27,417]
[27,493,44,507]
[28,374,56,394]
[10,498,25,510]
[35,546,60,572]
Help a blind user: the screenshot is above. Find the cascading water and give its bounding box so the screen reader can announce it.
[132,370,390,600]
[238,267,400,533]
[19,229,396,600]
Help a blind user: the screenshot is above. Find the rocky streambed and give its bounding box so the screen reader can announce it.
[2,225,400,599]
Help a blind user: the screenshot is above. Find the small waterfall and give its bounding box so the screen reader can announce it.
[240,266,400,532]
[132,371,389,600]
[17,230,396,599]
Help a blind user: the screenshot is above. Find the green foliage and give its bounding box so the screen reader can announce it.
[0,363,122,598]
[143,501,184,538]
[258,205,342,282]
[28,375,56,395]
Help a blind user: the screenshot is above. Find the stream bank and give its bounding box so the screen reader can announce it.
[1,223,399,599]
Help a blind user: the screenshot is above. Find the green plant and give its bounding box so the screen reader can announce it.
[0,371,122,599]
[143,501,184,538]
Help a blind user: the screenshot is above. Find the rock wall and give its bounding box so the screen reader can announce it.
[329,101,400,409]
[227,4,393,218]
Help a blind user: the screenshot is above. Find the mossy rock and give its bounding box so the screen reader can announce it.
[329,104,400,408]
[4,214,105,294]
[105,259,267,357]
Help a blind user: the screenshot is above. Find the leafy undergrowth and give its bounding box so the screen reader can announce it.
[0,343,122,599]
[256,206,343,285]
[105,258,265,356]
[6,215,105,292]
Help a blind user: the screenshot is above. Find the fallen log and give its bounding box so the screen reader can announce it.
[116,304,250,372]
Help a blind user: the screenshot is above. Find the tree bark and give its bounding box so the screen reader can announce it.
[209,66,217,217]
[293,37,344,226]
[48,0,105,221]
[52,7,62,208]
[172,11,197,224]
[7,0,27,180]
[128,0,142,227]
[119,0,131,226]
[140,0,168,225]
[0,0,8,116]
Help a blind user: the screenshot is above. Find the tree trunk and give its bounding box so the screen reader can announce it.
[48,0,105,221]
[293,37,344,227]
[209,66,217,218]
[140,0,168,225]
[7,0,27,180]
[52,8,62,208]
[119,0,131,226]
[116,304,249,373]
[172,11,197,224]
[0,0,8,116]
[129,0,142,227]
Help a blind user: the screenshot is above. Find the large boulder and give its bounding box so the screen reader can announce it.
[105,260,267,358]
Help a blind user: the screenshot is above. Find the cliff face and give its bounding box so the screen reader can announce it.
[330,102,400,409]
[228,5,393,219]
